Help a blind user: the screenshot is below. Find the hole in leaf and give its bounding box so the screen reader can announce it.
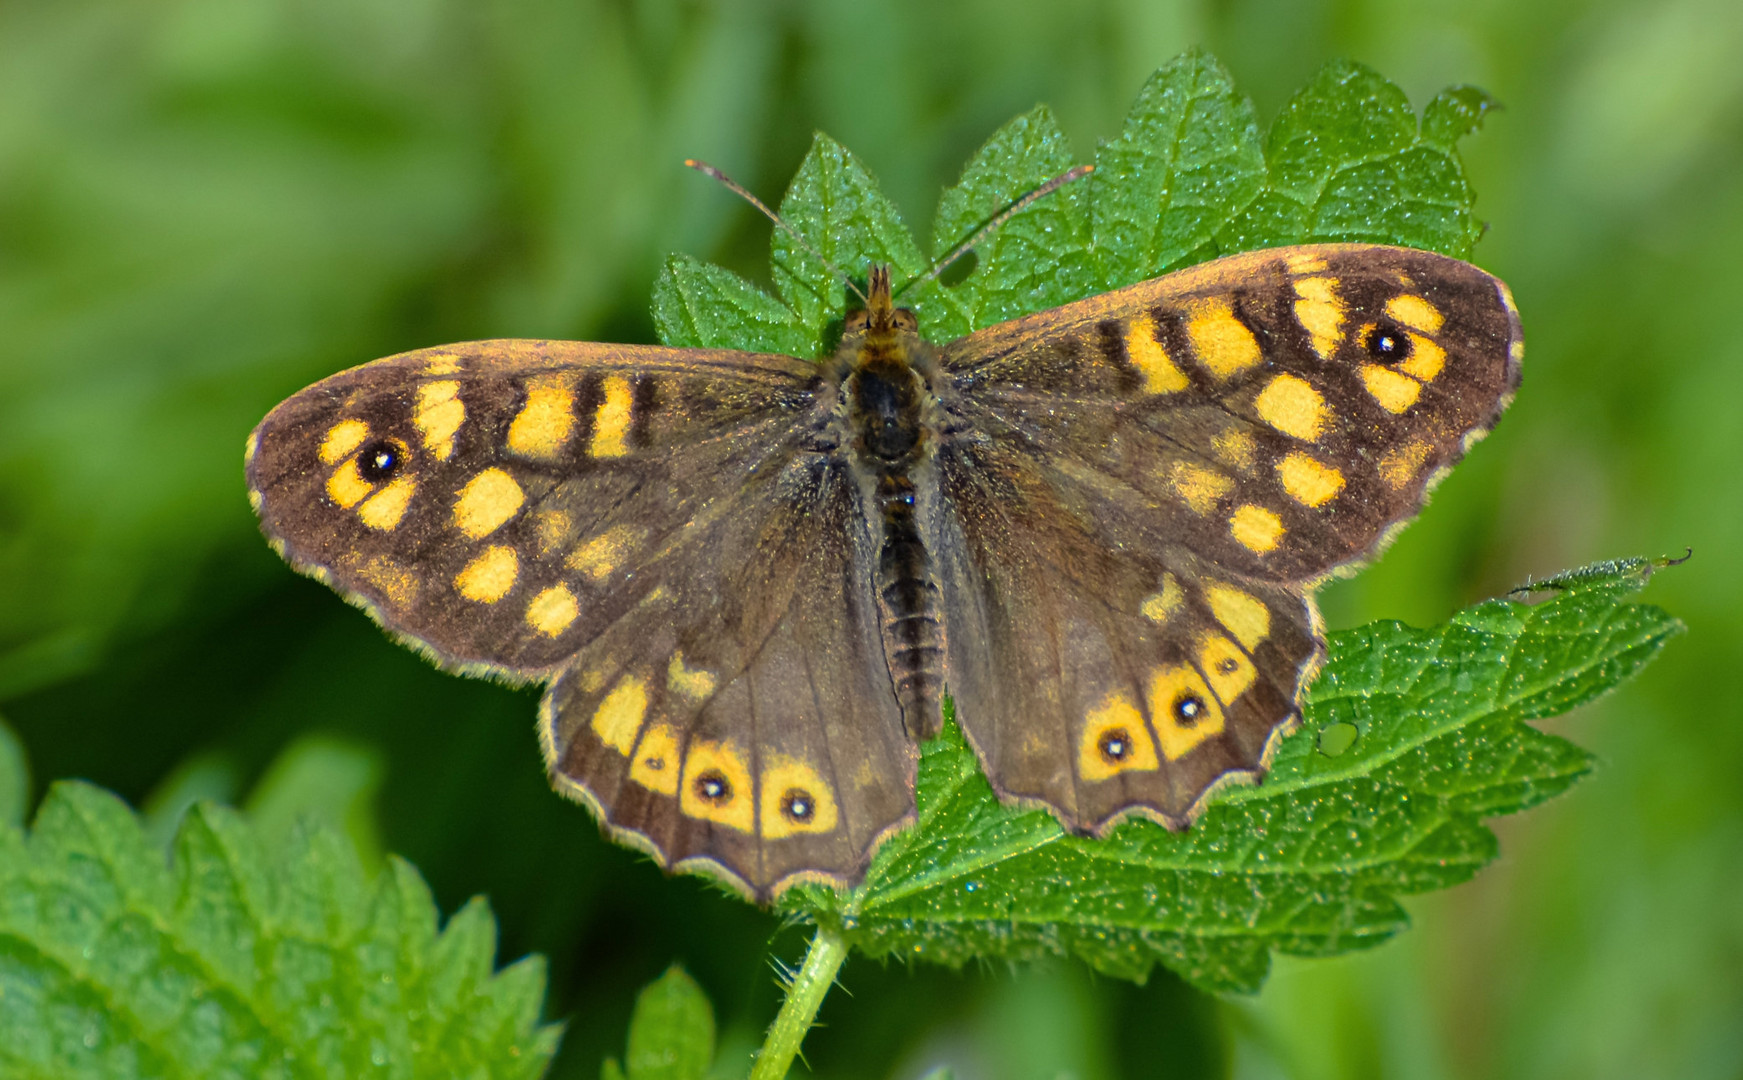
[1317,721,1359,757]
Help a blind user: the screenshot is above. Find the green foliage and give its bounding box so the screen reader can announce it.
[0,714,27,829]
[0,780,559,1080]
[601,966,718,1080]
[784,559,1677,992]
[652,52,1490,355]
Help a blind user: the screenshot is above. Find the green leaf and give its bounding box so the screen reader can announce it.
[652,254,814,357]
[1090,49,1266,288]
[0,714,27,829]
[784,559,1680,993]
[651,53,1659,996]
[657,56,1496,358]
[1421,85,1502,149]
[0,781,560,1078]
[1220,60,1482,257]
[925,105,1091,338]
[242,733,386,872]
[617,965,717,1080]
[770,134,927,338]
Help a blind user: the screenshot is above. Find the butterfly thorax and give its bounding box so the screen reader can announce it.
[832,265,946,740]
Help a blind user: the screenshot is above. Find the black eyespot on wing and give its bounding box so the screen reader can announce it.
[1174,693,1207,727]
[1098,728,1133,763]
[780,788,814,822]
[1365,321,1412,363]
[694,770,732,804]
[357,438,407,482]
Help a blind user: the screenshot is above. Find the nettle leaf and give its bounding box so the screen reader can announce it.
[601,965,717,1080]
[784,559,1680,993]
[926,105,1092,338]
[771,134,928,342]
[655,56,1494,357]
[0,782,560,1079]
[652,253,814,357]
[1090,49,1266,289]
[1219,60,1487,258]
[652,55,1643,992]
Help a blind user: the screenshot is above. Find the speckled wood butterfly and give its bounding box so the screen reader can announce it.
[247,241,1521,901]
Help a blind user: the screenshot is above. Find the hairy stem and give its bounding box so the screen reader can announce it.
[749,927,849,1080]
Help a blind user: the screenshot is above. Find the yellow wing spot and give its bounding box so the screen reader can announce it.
[1229,504,1285,554]
[1078,692,1161,782]
[1285,251,1328,274]
[666,652,717,702]
[1385,294,1444,334]
[1197,632,1257,706]
[244,431,260,466]
[508,376,576,460]
[1276,452,1345,508]
[1362,364,1422,413]
[680,738,755,833]
[1185,298,1262,380]
[1399,334,1446,382]
[589,375,634,458]
[1148,664,1225,761]
[424,352,463,375]
[454,545,518,603]
[526,583,580,637]
[1292,276,1344,359]
[354,555,418,609]
[1141,573,1185,624]
[415,381,465,460]
[1166,461,1233,515]
[357,477,417,531]
[453,468,525,540]
[325,458,374,509]
[1212,427,1258,472]
[1380,440,1432,489]
[1204,582,1271,650]
[760,755,839,839]
[629,723,680,795]
[590,674,648,755]
[567,524,639,582]
[1253,373,1326,441]
[1123,318,1191,394]
[319,419,369,465]
[534,508,575,557]
[579,667,608,693]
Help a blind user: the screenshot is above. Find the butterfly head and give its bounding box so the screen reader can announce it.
[841,264,919,343]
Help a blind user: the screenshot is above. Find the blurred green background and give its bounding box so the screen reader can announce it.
[2,0,1738,1077]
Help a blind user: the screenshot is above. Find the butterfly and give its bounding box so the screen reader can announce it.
[246,240,1521,902]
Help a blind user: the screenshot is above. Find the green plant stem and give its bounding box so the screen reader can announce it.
[750,926,849,1080]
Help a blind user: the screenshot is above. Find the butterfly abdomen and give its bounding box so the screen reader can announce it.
[874,471,945,740]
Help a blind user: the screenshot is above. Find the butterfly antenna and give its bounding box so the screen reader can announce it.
[684,159,868,307]
[899,163,1095,297]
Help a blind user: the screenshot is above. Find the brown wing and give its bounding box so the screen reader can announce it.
[931,244,1521,830]
[539,451,913,900]
[247,340,913,899]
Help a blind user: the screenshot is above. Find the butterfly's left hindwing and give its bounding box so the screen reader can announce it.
[246,340,915,899]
